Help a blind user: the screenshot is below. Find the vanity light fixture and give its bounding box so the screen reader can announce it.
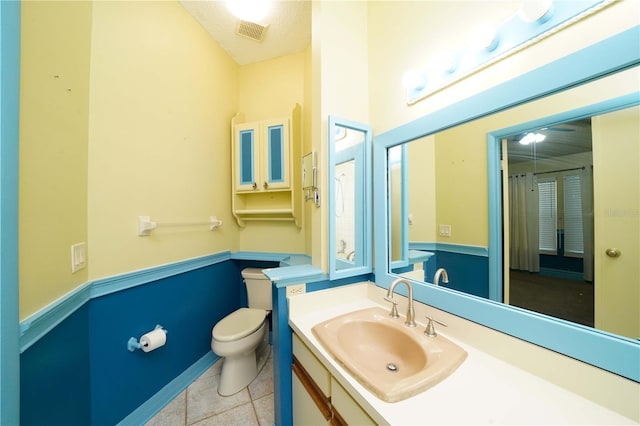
[519,132,546,145]
[402,0,606,105]
[226,0,270,23]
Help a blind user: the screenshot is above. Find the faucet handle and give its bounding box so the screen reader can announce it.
[384,296,399,318]
[424,316,448,337]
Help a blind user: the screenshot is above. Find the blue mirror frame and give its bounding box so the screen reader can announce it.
[374,26,640,381]
[328,116,372,280]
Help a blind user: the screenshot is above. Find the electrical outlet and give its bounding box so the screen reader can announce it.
[71,242,87,273]
[286,283,306,298]
[439,224,452,237]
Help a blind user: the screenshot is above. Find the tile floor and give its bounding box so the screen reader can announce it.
[146,349,274,426]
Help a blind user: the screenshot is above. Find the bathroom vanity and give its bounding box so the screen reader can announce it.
[289,282,637,425]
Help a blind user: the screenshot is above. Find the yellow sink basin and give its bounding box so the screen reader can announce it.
[311,307,467,402]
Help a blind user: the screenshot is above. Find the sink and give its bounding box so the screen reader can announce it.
[311,307,467,402]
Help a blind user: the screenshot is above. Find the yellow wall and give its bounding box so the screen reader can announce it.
[87,1,239,280]
[313,0,370,271]
[19,0,314,318]
[19,1,92,318]
[236,52,307,253]
[407,136,436,242]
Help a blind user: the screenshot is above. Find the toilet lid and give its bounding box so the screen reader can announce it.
[212,308,266,342]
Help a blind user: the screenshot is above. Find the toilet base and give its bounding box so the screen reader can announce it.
[218,333,270,396]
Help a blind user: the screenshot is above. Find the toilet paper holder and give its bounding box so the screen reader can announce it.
[128,324,168,352]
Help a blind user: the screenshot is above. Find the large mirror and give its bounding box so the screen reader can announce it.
[374,27,639,381]
[328,116,372,279]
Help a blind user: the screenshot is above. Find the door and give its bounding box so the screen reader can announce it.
[592,105,640,339]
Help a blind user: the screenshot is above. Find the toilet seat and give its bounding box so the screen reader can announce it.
[212,308,266,342]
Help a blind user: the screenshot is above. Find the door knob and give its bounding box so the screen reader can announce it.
[605,248,621,258]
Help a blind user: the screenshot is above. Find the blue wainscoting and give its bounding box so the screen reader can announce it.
[19,256,278,425]
[410,243,490,299]
[89,261,242,425]
[428,250,489,298]
[19,252,360,426]
[20,303,91,426]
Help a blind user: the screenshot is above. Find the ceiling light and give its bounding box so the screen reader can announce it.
[519,132,546,145]
[226,0,270,23]
[518,0,553,23]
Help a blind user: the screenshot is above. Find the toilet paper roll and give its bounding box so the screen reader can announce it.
[139,328,166,352]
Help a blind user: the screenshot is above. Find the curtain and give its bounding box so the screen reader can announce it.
[509,173,540,272]
[581,167,594,282]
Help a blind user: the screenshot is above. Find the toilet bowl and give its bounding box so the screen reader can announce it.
[211,268,272,396]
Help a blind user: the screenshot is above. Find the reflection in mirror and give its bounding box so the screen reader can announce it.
[503,107,639,339]
[504,118,595,326]
[328,117,372,279]
[377,46,640,379]
[389,75,639,339]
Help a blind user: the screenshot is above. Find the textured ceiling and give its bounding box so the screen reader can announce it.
[506,119,593,163]
[180,0,311,66]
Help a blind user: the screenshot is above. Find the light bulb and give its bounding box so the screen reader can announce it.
[401,70,426,91]
[470,24,499,52]
[226,0,270,23]
[518,0,553,23]
[519,132,546,145]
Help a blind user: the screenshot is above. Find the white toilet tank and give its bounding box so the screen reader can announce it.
[241,268,272,310]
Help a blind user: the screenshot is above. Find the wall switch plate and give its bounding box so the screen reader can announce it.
[71,242,86,273]
[286,283,306,298]
[439,224,452,237]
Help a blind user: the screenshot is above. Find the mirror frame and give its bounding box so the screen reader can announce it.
[388,144,409,270]
[374,26,640,381]
[328,116,373,280]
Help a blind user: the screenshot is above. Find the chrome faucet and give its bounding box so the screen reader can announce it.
[433,268,449,286]
[384,278,416,327]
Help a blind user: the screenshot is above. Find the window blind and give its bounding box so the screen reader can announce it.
[538,179,557,254]
[563,174,584,255]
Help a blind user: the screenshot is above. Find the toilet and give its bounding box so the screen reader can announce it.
[211,268,272,396]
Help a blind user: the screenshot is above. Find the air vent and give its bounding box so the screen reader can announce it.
[236,20,269,42]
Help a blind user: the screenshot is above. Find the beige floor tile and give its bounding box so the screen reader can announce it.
[145,390,186,426]
[186,366,251,425]
[252,393,275,426]
[248,355,273,401]
[190,402,259,426]
[147,349,274,426]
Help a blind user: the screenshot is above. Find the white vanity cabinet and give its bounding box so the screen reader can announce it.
[292,333,375,426]
[231,104,301,227]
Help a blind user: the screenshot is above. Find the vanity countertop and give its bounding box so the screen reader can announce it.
[288,282,637,425]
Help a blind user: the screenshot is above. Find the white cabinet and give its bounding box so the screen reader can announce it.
[292,333,375,426]
[231,104,301,227]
